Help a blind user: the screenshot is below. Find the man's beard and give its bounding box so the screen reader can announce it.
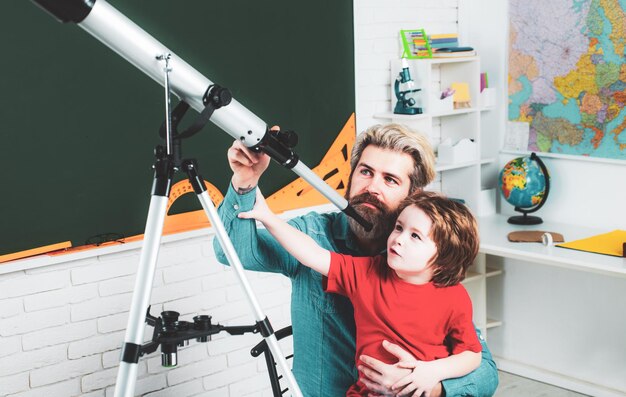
[346,192,396,252]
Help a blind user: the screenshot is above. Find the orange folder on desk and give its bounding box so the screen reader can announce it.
[556,230,626,257]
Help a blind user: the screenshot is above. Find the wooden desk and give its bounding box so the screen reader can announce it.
[478,214,626,278]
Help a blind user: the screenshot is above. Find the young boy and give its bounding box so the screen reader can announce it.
[239,190,482,396]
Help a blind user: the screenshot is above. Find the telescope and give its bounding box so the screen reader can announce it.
[31,1,371,396]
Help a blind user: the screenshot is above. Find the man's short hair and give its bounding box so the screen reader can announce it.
[349,124,436,193]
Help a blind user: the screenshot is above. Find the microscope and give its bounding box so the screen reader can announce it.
[394,58,422,115]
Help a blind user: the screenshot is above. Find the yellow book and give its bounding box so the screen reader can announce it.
[451,82,471,108]
[430,33,458,39]
[557,230,626,257]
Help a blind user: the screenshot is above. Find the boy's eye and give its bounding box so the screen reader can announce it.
[395,224,402,231]
[411,232,421,240]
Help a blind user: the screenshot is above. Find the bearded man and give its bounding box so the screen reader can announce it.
[213,123,498,396]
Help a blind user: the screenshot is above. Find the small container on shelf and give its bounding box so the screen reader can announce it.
[437,138,478,164]
[480,87,496,108]
[430,94,454,114]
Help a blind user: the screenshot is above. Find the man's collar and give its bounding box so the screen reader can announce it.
[332,212,360,253]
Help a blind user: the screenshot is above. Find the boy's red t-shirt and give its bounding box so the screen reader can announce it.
[324,252,481,396]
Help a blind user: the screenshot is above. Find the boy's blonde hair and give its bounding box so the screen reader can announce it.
[349,124,436,193]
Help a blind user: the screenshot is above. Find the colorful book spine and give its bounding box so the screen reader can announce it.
[428,33,459,49]
[480,72,489,92]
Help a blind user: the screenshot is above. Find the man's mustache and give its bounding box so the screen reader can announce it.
[350,192,388,212]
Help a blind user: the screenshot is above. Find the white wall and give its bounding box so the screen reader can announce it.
[468,1,626,396]
[354,0,460,133]
[355,0,626,396]
[0,232,292,397]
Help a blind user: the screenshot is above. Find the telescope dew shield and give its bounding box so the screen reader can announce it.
[33,0,94,23]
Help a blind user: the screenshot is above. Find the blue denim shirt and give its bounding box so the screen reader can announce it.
[213,185,498,396]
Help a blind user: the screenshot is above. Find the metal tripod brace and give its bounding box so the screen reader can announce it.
[114,55,303,397]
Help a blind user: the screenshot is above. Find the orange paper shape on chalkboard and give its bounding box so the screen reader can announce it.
[159,113,355,233]
[266,113,355,213]
[159,180,225,235]
[0,241,72,263]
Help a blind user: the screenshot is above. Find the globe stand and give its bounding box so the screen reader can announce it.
[507,152,550,225]
[507,213,544,225]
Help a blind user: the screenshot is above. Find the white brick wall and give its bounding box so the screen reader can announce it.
[0,3,460,396]
[355,0,460,130]
[0,233,292,397]
[355,0,461,196]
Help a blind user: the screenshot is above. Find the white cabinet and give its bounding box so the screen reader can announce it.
[375,56,501,337]
[463,253,502,336]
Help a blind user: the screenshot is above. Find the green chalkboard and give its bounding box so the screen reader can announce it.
[1,0,354,256]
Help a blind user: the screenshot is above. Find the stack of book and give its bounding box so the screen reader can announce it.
[408,31,476,58]
[425,33,476,58]
[429,33,459,50]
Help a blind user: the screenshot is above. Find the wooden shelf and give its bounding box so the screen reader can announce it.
[486,318,502,329]
[486,267,503,278]
[463,270,482,283]
[373,112,428,121]
[435,160,480,172]
[432,107,480,118]
[374,108,480,121]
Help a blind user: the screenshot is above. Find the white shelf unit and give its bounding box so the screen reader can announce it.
[375,56,502,338]
[374,56,494,214]
[462,254,504,336]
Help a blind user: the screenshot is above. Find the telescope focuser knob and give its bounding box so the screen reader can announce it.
[204,84,232,108]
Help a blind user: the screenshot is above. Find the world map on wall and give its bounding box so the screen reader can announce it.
[509,0,626,160]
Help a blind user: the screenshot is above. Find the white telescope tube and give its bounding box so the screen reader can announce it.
[32,0,373,230]
[79,1,267,145]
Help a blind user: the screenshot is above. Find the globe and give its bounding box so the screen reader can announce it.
[498,152,550,225]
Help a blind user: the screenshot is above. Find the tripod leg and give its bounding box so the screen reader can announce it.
[114,159,173,397]
[183,160,303,397]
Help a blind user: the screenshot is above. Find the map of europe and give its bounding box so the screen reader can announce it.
[509,0,626,160]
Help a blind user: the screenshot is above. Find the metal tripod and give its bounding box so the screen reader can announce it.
[113,55,303,397]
